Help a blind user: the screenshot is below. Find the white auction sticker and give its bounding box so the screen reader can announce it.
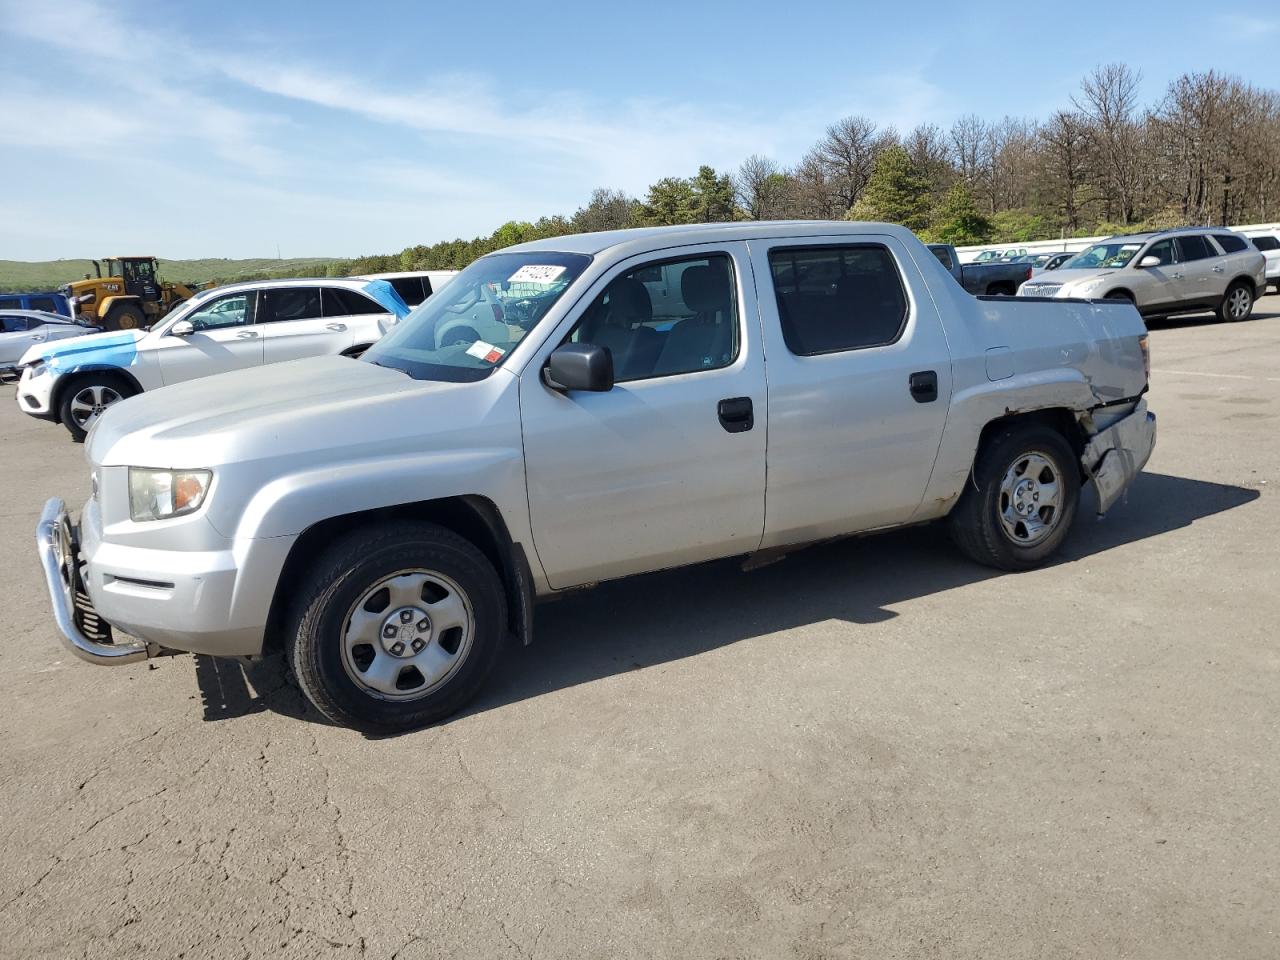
[508,264,566,284]
[465,340,506,364]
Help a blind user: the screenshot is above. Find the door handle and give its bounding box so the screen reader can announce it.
[1212,265,1224,273]
[236,331,258,339]
[717,396,754,433]
[909,370,938,403]
[31,335,46,342]
[326,322,347,331]
[1172,272,1184,280]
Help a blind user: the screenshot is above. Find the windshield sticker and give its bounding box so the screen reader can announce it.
[508,264,566,284]
[465,341,506,363]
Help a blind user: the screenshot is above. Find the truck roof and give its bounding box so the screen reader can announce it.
[504,221,920,258]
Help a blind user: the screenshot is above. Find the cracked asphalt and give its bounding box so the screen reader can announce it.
[1,300,1277,958]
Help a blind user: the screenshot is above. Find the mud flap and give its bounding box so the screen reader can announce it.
[1081,399,1157,516]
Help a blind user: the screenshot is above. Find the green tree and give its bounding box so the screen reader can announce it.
[927,183,993,245]
[690,165,737,222]
[635,176,698,225]
[846,145,931,230]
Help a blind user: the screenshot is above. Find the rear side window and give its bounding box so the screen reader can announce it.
[1176,236,1215,262]
[28,297,57,312]
[0,298,17,310]
[929,247,955,270]
[1251,235,1280,252]
[258,287,322,324]
[768,245,908,356]
[388,277,427,307]
[1213,233,1249,254]
[324,288,386,317]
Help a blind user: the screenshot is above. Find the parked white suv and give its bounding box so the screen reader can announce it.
[1018,227,1266,322]
[16,277,409,440]
[1244,231,1280,293]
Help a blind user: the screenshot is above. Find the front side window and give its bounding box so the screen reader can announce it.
[258,287,322,324]
[0,315,29,332]
[185,292,257,331]
[768,245,908,356]
[1176,236,1215,261]
[1252,235,1280,252]
[363,252,591,382]
[566,254,738,381]
[323,288,384,317]
[1143,239,1176,266]
[1214,233,1248,254]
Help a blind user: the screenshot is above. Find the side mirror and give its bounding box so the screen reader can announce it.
[544,343,613,392]
[170,320,195,336]
[1137,256,1161,269]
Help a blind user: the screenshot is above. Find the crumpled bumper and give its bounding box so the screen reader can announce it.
[1082,399,1157,515]
[35,498,155,665]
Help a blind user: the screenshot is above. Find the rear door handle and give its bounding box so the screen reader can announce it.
[326,322,347,331]
[717,396,754,433]
[909,370,938,403]
[236,331,258,339]
[1212,265,1224,273]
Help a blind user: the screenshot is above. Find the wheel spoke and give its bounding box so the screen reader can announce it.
[425,591,468,633]
[385,573,427,609]
[70,398,94,416]
[412,642,457,687]
[1037,479,1060,509]
[360,652,405,696]
[345,606,383,649]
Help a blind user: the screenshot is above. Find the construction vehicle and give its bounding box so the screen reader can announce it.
[59,257,207,331]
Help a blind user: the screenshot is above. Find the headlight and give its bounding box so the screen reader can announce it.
[128,468,212,521]
[1072,277,1108,296]
[25,361,47,378]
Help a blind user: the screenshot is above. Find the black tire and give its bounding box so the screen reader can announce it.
[1217,281,1254,323]
[287,521,506,733]
[1104,290,1135,304]
[985,285,1013,297]
[948,423,1081,571]
[102,303,146,332]
[57,373,137,442]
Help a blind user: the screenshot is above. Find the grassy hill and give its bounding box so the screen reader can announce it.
[0,256,352,292]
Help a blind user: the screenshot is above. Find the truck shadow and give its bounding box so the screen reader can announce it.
[197,471,1259,733]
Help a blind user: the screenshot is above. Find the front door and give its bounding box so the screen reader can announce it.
[155,290,265,384]
[749,235,953,546]
[520,244,767,588]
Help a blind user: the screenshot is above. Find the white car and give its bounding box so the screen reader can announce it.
[1244,232,1280,292]
[357,271,459,308]
[1,310,99,375]
[16,277,410,440]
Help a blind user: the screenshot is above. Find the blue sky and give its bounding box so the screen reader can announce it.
[2,0,1277,260]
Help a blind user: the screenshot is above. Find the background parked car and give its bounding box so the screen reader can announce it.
[1018,227,1265,321]
[16,277,410,440]
[357,271,459,308]
[0,291,72,317]
[928,244,1033,296]
[0,310,99,376]
[1245,231,1280,292]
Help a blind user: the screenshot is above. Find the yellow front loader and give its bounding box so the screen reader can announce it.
[61,257,207,331]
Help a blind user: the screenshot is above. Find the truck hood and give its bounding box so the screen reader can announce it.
[88,355,494,468]
[22,328,143,369]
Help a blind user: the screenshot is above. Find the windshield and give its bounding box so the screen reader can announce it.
[1062,242,1143,270]
[361,252,591,381]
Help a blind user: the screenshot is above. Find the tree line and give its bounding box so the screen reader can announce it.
[346,64,1280,274]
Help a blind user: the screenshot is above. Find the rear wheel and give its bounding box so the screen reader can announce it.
[948,423,1080,571]
[287,522,506,733]
[58,374,136,441]
[103,303,146,331]
[1217,282,1254,322]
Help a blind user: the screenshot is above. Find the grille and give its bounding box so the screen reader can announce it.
[1021,283,1063,298]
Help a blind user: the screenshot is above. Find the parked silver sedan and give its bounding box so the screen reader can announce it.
[0,310,98,375]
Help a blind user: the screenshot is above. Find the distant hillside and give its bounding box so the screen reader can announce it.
[0,256,352,292]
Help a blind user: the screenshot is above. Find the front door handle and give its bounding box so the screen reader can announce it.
[326,322,347,331]
[1212,265,1224,273]
[1172,272,1184,280]
[236,331,258,339]
[717,396,754,433]
[909,370,938,403]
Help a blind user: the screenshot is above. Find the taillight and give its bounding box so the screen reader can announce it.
[1138,334,1150,383]
[1025,266,1033,281]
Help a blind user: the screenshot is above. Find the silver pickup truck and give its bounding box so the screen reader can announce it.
[37,222,1156,732]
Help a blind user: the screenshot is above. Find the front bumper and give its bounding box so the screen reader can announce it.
[16,365,54,416]
[1082,399,1157,515]
[36,497,296,664]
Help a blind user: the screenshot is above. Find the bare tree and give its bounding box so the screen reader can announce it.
[1075,63,1144,224]
[1039,110,1092,233]
[904,123,955,199]
[950,114,988,185]
[815,115,896,212]
[734,154,794,220]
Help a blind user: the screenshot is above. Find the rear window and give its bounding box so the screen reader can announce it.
[768,245,909,356]
[1213,233,1249,254]
[323,288,385,317]
[1251,235,1280,252]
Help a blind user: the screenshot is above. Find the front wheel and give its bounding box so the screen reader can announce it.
[1217,282,1254,322]
[948,424,1081,571]
[58,375,136,441]
[287,522,507,733]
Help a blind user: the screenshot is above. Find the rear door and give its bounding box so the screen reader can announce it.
[749,235,953,546]
[155,290,266,384]
[520,243,767,588]
[259,286,350,363]
[1174,235,1221,305]
[320,286,392,351]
